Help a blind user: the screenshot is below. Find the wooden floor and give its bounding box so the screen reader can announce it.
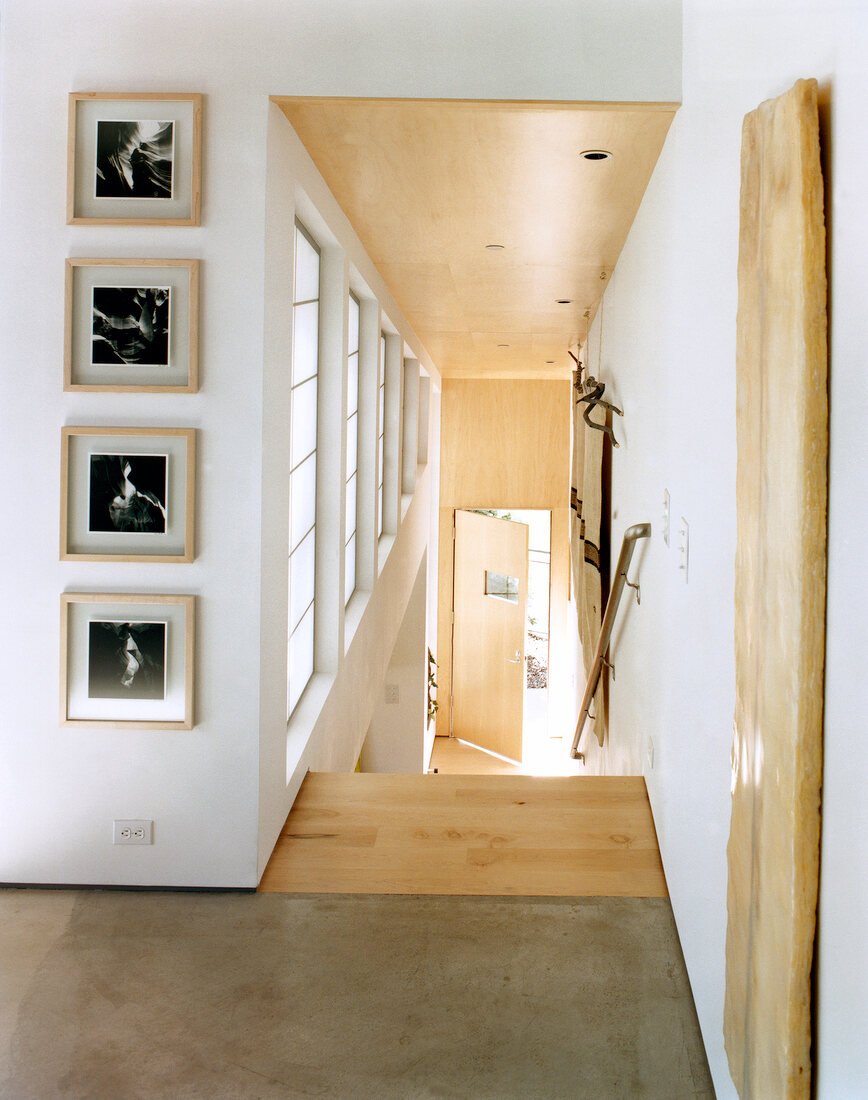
[429,737,524,775]
[429,733,586,776]
[259,772,667,897]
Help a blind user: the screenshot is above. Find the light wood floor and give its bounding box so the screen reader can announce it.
[429,734,586,775]
[259,772,667,898]
[429,736,524,774]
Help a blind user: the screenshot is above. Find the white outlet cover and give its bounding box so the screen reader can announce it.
[113,819,153,845]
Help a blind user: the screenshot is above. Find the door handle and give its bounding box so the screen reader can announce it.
[505,650,522,664]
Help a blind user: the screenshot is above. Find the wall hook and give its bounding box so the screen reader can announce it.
[577,375,623,448]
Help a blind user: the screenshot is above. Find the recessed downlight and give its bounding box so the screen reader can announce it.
[497,343,510,348]
[485,243,505,251]
[580,149,612,161]
[556,299,572,305]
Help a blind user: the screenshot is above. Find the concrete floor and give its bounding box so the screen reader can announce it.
[0,889,714,1099]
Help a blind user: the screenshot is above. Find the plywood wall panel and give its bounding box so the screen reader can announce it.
[440,379,571,509]
[437,379,572,741]
[725,78,827,1100]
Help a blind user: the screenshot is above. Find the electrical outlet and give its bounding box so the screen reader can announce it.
[662,489,671,547]
[647,737,655,769]
[384,683,399,705]
[113,819,153,845]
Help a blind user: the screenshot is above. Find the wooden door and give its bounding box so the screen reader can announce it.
[452,510,528,761]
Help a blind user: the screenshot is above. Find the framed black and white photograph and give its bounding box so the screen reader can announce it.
[68,93,202,224]
[88,452,168,534]
[88,620,167,700]
[61,426,195,562]
[65,259,199,392]
[95,119,174,200]
[61,593,195,729]
[92,286,171,366]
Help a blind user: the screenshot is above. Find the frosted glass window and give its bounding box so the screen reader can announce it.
[288,221,320,717]
[291,377,318,469]
[344,533,357,606]
[345,292,361,606]
[295,230,320,303]
[348,294,360,356]
[288,604,315,716]
[289,528,315,634]
[345,471,357,542]
[346,411,358,482]
[292,302,319,385]
[378,333,386,538]
[347,357,359,420]
[290,451,316,553]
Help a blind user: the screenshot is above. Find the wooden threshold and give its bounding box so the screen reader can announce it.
[259,772,667,898]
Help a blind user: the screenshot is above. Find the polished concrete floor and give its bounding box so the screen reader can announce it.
[1,888,713,1098]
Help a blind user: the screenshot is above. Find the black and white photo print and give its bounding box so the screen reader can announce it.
[87,620,166,700]
[88,453,168,533]
[91,286,171,367]
[95,119,174,199]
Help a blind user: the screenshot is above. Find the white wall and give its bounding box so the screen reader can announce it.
[0,4,274,888]
[591,2,868,1095]
[360,556,429,774]
[0,0,680,889]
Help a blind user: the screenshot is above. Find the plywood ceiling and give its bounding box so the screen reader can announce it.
[275,97,677,380]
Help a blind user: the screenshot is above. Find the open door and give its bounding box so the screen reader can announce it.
[452,509,528,761]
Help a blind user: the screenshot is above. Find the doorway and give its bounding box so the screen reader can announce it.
[451,509,528,762]
[445,507,581,775]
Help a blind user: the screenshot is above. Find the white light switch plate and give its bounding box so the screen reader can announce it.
[679,517,689,582]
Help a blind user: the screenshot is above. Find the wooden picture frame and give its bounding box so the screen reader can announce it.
[60,426,196,562]
[60,593,195,729]
[65,258,199,392]
[67,93,202,225]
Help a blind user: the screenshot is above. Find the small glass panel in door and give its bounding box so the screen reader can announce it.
[484,571,519,603]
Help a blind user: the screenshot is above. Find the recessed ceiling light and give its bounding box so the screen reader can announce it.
[485,244,505,251]
[556,299,572,305]
[545,360,555,365]
[580,149,612,161]
[497,343,510,348]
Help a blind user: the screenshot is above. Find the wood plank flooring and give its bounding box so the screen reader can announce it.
[429,733,586,775]
[429,736,524,774]
[259,772,668,897]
